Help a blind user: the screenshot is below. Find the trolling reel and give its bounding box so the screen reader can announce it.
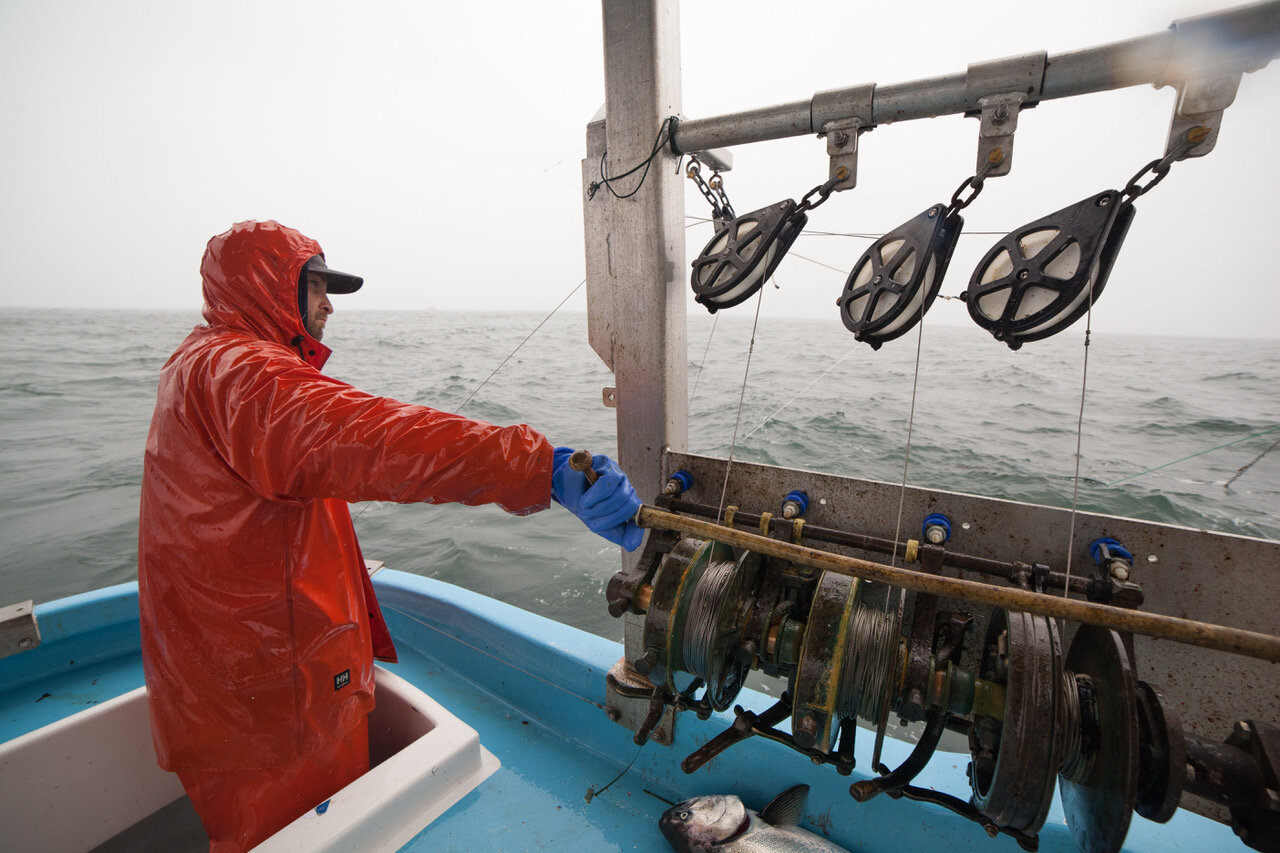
[604,477,1280,853]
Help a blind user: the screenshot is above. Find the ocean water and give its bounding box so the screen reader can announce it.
[1,308,1277,640]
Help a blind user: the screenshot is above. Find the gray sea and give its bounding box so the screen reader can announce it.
[1,308,1277,640]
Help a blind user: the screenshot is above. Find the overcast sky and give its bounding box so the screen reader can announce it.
[2,0,1277,338]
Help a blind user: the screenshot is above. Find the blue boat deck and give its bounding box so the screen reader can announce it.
[0,573,1248,852]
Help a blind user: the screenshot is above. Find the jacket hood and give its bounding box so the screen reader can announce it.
[200,220,331,367]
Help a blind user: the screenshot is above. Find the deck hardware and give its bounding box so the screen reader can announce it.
[1133,682,1185,824]
[1090,537,1134,582]
[1161,9,1258,161]
[690,175,842,312]
[663,470,694,497]
[604,495,1280,850]
[1059,625,1140,853]
[965,130,1207,348]
[813,83,874,191]
[602,386,617,408]
[965,189,1134,348]
[923,513,952,545]
[965,52,1044,178]
[685,157,736,224]
[0,600,40,660]
[780,490,809,519]
[838,164,991,348]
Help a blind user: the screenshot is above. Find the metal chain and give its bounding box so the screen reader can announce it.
[709,173,735,220]
[1121,136,1196,202]
[946,158,1000,215]
[948,175,986,213]
[795,176,843,214]
[685,159,736,220]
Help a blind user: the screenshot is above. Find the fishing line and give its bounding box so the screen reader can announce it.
[1113,186,1274,278]
[740,345,857,441]
[1226,436,1280,489]
[889,309,928,569]
[875,295,930,770]
[1105,424,1280,487]
[585,742,646,803]
[716,282,767,524]
[352,278,585,527]
[458,278,586,412]
[685,214,1009,239]
[787,250,849,274]
[1062,293,1097,598]
[689,313,719,409]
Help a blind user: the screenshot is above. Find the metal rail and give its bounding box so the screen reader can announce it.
[636,505,1280,663]
[670,1,1280,154]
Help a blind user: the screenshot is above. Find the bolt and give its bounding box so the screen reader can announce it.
[1017,270,1029,281]
[19,637,34,650]
[794,714,820,749]
[833,130,850,147]
[635,651,657,678]
[835,166,849,180]
[663,480,680,495]
[605,707,621,722]
[925,525,947,545]
[1097,195,1111,207]
[1187,125,1211,146]
[987,147,1005,164]
[1110,563,1130,581]
[993,105,1009,123]
[873,275,883,284]
[782,501,800,519]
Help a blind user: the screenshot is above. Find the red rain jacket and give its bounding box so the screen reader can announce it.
[139,220,552,771]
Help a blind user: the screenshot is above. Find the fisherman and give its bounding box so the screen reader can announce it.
[137,219,644,852]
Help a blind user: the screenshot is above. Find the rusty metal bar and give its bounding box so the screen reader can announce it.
[636,506,1280,663]
[663,497,1091,594]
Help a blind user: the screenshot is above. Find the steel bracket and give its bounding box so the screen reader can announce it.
[604,657,676,746]
[814,83,874,192]
[0,600,40,660]
[965,52,1045,177]
[685,146,733,174]
[1165,72,1241,160]
[974,92,1026,177]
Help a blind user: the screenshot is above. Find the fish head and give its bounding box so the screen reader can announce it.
[659,794,749,852]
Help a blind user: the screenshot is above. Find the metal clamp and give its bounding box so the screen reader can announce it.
[1165,73,1241,160]
[814,83,874,191]
[1161,8,1260,160]
[965,52,1045,178]
[975,92,1025,177]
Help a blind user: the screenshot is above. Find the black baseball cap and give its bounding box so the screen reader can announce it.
[302,255,363,294]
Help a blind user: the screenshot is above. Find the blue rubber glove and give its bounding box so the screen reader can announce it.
[551,447,644,551]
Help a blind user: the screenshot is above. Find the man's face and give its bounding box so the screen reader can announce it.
[304,272,333,340]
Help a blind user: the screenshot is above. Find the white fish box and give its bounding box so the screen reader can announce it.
[0,665,499,852]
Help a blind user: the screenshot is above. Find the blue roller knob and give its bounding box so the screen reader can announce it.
[922,513,951,544]
[781,490,809,518]
[1090,537,1133,568]
[665,470,694,496]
